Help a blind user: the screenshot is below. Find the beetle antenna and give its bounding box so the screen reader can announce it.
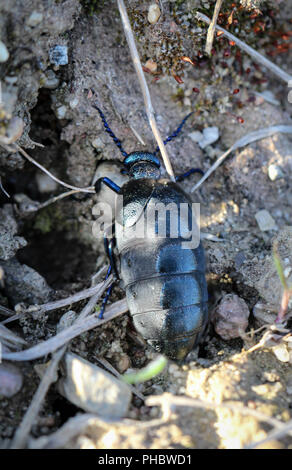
[154,112,193,155]
[92,104,128,158]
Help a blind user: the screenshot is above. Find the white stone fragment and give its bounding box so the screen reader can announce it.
[148,4,161,24]
[27,11,43,27]
[198,127,219,149]
[272,343,290,363]
[268,164,284,181]
[58,353,132,418]
[55,105,67,119]
[0,362,23,398]
[35,173,58,193]
[188,131,203,143]
[255,210,276,231]
[0,41,9,63]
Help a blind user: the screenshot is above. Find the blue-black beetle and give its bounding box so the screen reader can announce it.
[93,106,208,360]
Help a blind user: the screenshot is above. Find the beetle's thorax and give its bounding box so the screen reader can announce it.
[124,151,161,180]
[129,161,161,180]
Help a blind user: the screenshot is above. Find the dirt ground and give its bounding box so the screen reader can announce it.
[0,0,292,449]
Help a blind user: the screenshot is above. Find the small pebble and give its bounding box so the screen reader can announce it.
[253,302,276,327]
[211,293,250,340]
[49,45,68,66]
[57,353,131,418]
[272,343,290,363]
[268,164,284,181]
[0,41,9,63]
[198,127,219,149]
[235,252,246,269]
[188,131,203,143]
[148,4,161,24]
[5,117,24,144]
[116,354,131,374]
[69,97,79,109]
[144,59,157,73]
[27,11,43,27]
[35,172,58,193]
[0,362,23,398]
[255,210,276,231]
[55,105,67,119]
[42,70,60,89]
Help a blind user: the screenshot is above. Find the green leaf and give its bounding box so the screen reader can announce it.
[122,355,167,384]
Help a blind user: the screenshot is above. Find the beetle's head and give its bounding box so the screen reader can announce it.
[123,152,161,180]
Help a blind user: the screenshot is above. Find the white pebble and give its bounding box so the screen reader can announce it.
[188,131,203,143]
[27,11,43,27]
[148,4,161,24]
[49,45,68,66]
[55,105,67,119]
[268,164,284,181]
[255,210,276,231]
[35,173,58,193]
[144,59,157,72]
[69,97,79,109]
[272,343,290,363]
[42,70,59,89]
[199,127,219,149]
[58,353,131,418]
[0,41,9,63]
[0,363,23,398]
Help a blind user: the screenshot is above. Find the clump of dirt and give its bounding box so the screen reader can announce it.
[0,0,292,449]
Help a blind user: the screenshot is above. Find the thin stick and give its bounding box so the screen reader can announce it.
[146,393,289,434]
[117,0,176,181]
[0,176,10,198]
[14,144,95,194]
[0,305,15,317]
[196,11,292,84]
[1,298,128,361]
[191,125,292,192]
[10,346,66,449]
[247,419,292,449]
[205,0,223,56]
[32,189,86,212]
[1,274,112,325]
[0,324,27,349]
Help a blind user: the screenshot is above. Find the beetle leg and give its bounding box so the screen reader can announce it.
[99,265,114,319]
[99,227,119,319]
[95,177,121,194]
[175,168,204,182]
[104,229,119,280]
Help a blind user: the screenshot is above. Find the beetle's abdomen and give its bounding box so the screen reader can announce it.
[120,239,208,360]
[116,179,208,360]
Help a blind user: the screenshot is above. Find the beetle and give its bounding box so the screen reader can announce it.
[93,105,208,361]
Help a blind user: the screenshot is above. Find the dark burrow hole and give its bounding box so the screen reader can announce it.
[17,231,97,289]
[4,87,70,201]
[49,392,82,427]
[8,87,98,290]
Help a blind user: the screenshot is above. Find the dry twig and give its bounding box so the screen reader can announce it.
[10,346,66,449]
[205,0,224,56]
[191,125,292,192]
[196,11,292,84]
[247,419,292,449]
[117,0,175,181]
[0,324,27,350]
[1,298,128,361]
[1,274,112,325]
[146,393,289,434]
[9,288,127,448]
